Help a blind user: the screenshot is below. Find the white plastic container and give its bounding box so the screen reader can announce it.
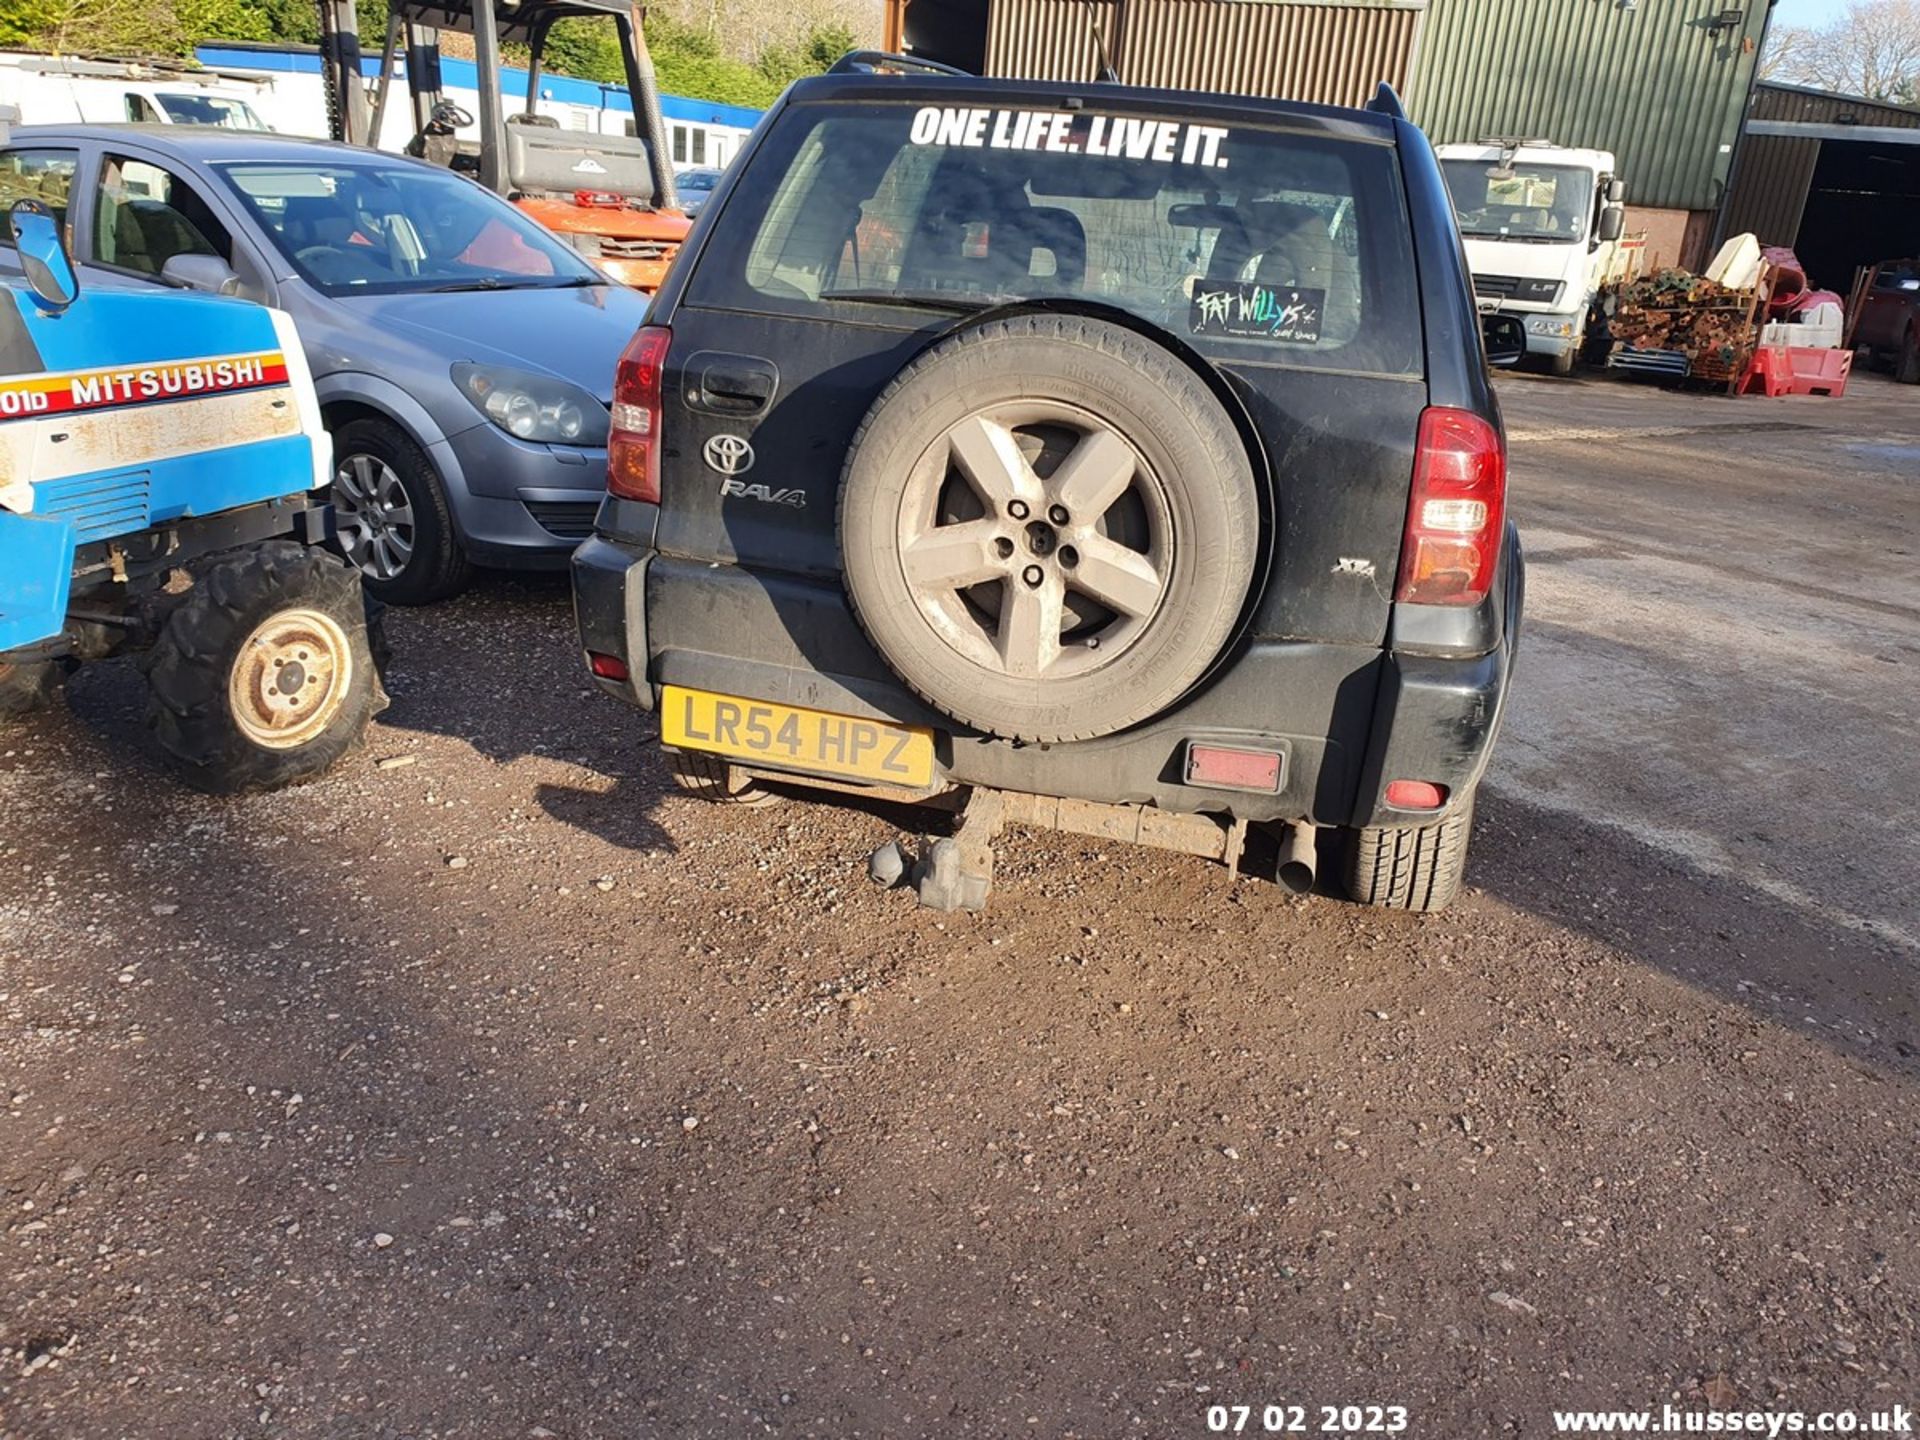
[1706,233,1764,290]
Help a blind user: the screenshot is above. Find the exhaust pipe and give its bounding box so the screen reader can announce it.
[1276,820,1318,895]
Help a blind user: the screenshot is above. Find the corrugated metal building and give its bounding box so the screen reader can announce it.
[885,0,1423,105]
[1410,0,1768,267]
[884,0,1771,269]
[1719,81,1920,292]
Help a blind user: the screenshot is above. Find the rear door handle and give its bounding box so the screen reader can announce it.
[686,352,778,415]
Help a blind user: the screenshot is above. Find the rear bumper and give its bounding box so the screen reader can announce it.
[573,529,1522,829]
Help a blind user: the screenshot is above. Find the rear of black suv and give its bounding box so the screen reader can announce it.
[573,69,1522,911]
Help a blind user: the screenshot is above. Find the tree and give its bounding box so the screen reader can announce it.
[1761,0,1920,103]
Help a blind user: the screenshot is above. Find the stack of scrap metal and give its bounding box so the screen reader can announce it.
[1609,267,1770,389]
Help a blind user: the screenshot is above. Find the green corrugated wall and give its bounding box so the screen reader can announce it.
[1408,0,1770,212]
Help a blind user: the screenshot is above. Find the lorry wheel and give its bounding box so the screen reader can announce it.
[664,749,781,807]
[331,419,472,606]
[1898,332,1920,385]
[0,660,57,719]
[1340,795,1476,912]
[1549,348,1576,377]
[147,542,385,794]
[839,315,1260,744]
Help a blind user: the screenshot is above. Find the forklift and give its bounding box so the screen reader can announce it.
[316,0,690,291]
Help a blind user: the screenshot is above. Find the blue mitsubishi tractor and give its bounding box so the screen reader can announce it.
[0,199,385,792]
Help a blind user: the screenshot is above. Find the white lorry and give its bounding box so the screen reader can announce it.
[1436,140,1630,375]
[0,50,274,131]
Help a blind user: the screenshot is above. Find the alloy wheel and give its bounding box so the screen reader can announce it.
[332,453,417,583]
[896,401,1171,681]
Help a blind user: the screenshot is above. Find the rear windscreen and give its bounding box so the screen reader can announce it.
[689,100,1423,376]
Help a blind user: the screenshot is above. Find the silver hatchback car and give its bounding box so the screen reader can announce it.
[0,125,650,603]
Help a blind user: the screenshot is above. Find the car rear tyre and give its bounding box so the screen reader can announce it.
[1340,796,1476,913]
[1898,332,1920,385]
[838,315,1260,744]
[665,749,781,807]
[147,542,386,794]
[331,419,472,605]
[0,659,58,719]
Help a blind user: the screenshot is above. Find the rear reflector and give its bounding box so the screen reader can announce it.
[608,324,671,504]
[588,652,630,682]
[1395,407,1507,607]
[1185,743,1283,793]
[1384,779,1447,810]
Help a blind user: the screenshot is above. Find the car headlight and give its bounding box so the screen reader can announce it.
[1525,317,1576,338]
[453,363,610,447]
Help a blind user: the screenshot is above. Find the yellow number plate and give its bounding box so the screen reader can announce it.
[661,686,935,788]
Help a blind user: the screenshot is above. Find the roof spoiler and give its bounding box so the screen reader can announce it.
[827,50,972,78]
[1367,82,1407,120]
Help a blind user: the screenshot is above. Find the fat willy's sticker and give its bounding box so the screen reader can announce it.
[1189,281,1324,344]
[907,106,1232,168]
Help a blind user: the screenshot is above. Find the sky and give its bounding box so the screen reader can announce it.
[1770,0,1850,26]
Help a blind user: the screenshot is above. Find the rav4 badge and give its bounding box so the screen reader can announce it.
[721,478,806,508]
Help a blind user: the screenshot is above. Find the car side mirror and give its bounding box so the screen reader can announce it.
[8,200,77,312]
[1597,206,1625,243]
[161,253,244,297]
[1482,313,1526,368]
[1606,178,1626,204]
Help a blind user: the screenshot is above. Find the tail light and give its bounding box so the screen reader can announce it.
[1394,407,1507,606]
[608,324,670,503]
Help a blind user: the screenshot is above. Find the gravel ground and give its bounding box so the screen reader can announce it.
[2,373,1917,1439]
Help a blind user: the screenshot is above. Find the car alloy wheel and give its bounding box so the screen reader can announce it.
[333,452,417,583]
[898,400,1171,681]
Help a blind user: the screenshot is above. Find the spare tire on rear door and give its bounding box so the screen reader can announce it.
[838,315,1259,744]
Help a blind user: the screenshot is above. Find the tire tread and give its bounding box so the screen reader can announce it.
[1342,799,1475,913]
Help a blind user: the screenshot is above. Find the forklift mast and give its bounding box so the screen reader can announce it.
[316,0,678,214]
[316,0,372,145]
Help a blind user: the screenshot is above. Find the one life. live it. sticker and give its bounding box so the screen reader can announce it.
[1189,281,1324,344]
[907,106,1232,169]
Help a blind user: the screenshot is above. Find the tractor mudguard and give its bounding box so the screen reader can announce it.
[0,507,76,654]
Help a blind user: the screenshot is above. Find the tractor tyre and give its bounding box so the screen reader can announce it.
[147,542,387,794]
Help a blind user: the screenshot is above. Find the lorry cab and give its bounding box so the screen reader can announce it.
[1436,140,1627,375]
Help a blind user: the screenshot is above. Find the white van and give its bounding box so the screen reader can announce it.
[0,50,274,131]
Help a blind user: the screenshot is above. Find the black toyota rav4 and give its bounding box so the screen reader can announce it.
[573,61,1523,913]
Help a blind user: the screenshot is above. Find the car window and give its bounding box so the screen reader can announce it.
[692,100,1422,376]
[1873,265,1917,291]
[155,93,269,130]
[217,160,599,296]
[93,154,232,278]
[0,148,79,230]
[126,95,163,124]
[1440,159,1590,243]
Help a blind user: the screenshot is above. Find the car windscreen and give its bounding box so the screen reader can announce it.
[216,161,604,296]
[156,93,269,130]
[687,99,1423,377]
[1441,159,1591,244]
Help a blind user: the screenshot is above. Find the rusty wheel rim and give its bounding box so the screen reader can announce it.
[228,608,354,750]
